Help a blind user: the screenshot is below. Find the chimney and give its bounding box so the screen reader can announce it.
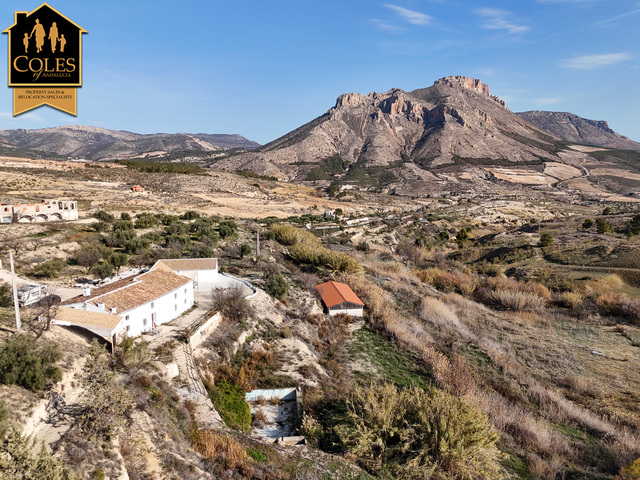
[82,285,91,296]
[111,307,117,314]
[97,302,105,311]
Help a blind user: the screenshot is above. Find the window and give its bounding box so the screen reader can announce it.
[125,325,130,332]
[143,318,147,326]
[174,293,177,299]
[151,302,154,308]
[184,288,187,294]
[125,315,129,321]
[175,305,177,311]
[184,299,187,304]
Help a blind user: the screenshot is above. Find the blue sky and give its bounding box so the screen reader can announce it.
[1,0,638,144]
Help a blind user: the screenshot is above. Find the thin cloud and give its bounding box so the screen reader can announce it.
[0,111,44,122]
[370,18,405,33]
[561,52,631,69]
[384,5,432,26]
[593,6,640,27]
[477,8,530,34]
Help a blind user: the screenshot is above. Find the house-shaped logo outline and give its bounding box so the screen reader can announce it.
[3,3,87,87]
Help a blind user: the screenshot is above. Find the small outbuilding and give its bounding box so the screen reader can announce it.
[153,258,219,292]
[315,280,364,317]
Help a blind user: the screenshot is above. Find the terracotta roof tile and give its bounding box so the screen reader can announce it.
[62,269,192,314]
[54,306,122,331]
[315,281,364,308]
[154,258,218,271]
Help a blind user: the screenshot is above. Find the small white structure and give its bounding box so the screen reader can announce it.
[153,258,219,291]
[1,199,78,224]
[56,267,194,344]
[315,280,364,317]
[17,283,47,307]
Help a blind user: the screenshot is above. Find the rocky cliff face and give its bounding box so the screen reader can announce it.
[0,125,260,160]
[516,111,640,150]
[216,76,559,179]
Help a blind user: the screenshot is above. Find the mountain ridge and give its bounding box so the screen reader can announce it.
[0,125,260,161]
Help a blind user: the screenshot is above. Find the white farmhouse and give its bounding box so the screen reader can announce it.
[153,258,218,292]
[56,267,194,344]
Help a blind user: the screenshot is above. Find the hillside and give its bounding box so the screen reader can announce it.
[0,125,260,161]
[517,111,640,151]
[215,76,562,181]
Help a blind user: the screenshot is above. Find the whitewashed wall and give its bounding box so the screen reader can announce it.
[120,281,194,336]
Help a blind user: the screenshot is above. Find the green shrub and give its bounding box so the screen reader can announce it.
[208,380,251,432]
[271,224,320,247]
[264,272,288,300]
[356,241,370,252]
[219,220,238,239]
[334,382,504,479]
[239,243,253,258]
[113,220,134,231]
[32,258,66,279]
[540,232,554,247]
[0,335,62,391]
[0,283,12,308]
[93,210,114,223]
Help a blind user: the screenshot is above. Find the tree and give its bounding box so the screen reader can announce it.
[0,335,62,391]
[596,217,614,234]
[74,246,102,273]
[134,212,158,229]
[93,210,114,223]
[582,218,594,229]
[79,341,133,439]
[91,262,114,281]
[108,252,129,274]
[334,382,504,479]
[120,212,131,221]
[211,286,252,323]
[603,207,612,215]
[0,399,80,479]
[540,232,554,247]
[29,294,61,336]
[180,210,200,220]
[627,214,640,235]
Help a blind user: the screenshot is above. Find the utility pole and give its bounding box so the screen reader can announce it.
[256,228,260,256]
[9,252,21,332]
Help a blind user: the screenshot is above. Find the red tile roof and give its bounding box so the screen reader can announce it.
[315,281,364,308]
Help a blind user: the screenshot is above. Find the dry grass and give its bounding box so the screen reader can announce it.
[192,427,252,474]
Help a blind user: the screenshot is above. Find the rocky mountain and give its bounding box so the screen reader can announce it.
[0,125,260,161]
[215,76,563,180]
[516,111,640,151]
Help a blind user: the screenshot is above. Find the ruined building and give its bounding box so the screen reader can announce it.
[1,199,78,223]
